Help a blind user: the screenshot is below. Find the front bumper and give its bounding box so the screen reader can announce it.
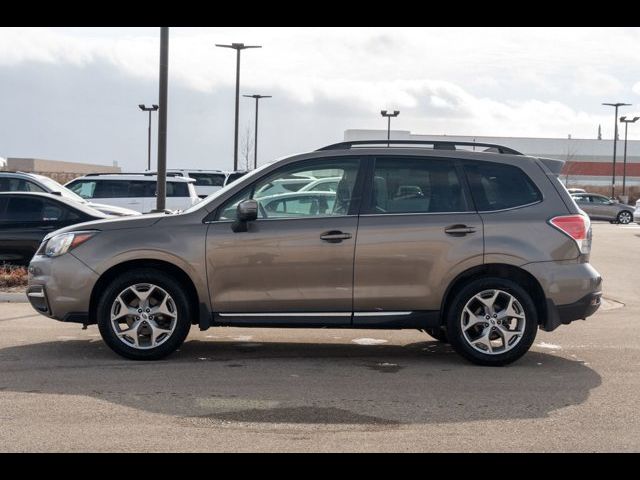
[27,253,99,324]
[634,210,640,224]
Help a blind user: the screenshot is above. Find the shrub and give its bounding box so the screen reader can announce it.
[0,264,28,288]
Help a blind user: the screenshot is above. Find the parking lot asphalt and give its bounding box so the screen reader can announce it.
[0,222,638,452]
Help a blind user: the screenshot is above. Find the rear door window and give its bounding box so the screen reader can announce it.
[365,157,468,214]
[463,162,542,211]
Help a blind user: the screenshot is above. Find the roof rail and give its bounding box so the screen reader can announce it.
[317,139,523,155]
[84,171,182,177]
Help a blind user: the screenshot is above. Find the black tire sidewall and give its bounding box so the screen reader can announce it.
[617,211,632,224]
[97,268,191,360]
[446,277,538,366]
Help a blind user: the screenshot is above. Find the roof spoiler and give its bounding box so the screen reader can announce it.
[537,157,565,176]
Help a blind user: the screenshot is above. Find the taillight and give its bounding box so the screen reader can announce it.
[549,214,591,254]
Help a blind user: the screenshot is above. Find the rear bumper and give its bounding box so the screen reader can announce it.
[522,260,602,332]
[544,291,602,332]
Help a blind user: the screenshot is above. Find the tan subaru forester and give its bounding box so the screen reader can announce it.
[27,140,602,365]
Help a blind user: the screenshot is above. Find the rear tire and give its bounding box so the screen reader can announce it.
[446,277,538,366]
[97,268,192,360]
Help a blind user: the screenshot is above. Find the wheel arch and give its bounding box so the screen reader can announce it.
[440,263,547,326]
[89,259,206,327]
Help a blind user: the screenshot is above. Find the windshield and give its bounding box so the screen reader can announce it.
[181,163,273,214]
[35,175,87,203]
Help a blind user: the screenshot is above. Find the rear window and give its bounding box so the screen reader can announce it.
[0,178,46,193]
[464,162,542,211]
[189,173,225,187]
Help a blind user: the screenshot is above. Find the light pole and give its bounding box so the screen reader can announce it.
[215,43,262,172]
[243,94,271,170]
[603,102,631,198]
[620,116,639,197]
[155,27,169,212]
[380,110,400,147]
[138,104,159,170]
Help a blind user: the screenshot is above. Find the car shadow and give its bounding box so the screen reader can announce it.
[0,338,601,426]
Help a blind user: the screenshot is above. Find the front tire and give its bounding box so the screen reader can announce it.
[97,268,192,360]
[617,211,632,225]
[446,277,538,366]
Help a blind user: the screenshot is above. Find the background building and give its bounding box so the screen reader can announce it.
[1,157,120,183]
[344,130,640,201]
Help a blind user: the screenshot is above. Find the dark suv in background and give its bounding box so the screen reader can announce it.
[27,140,602,366]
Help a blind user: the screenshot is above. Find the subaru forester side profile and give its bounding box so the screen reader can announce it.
[27,140,602,366]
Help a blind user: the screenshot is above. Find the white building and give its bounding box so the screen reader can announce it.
[344,129,640,187]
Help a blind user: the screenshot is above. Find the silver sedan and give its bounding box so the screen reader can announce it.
[571,193,635,224]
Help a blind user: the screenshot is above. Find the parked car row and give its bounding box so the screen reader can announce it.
[0,169,248,264]
[26,140,602,367]
[144,169,249,198]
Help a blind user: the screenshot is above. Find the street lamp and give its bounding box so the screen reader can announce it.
[620,115,639,197]
[243,94,272,170]
[380,110,400,147]
[215,42,262,172]
[138,104,159,170]
[602,102,631,198]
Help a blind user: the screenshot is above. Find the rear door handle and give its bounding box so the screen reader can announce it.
[444,225,477,236]
[320,230,352,243]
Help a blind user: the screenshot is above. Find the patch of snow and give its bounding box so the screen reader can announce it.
[352,338,388,345]
[536,342,562,350]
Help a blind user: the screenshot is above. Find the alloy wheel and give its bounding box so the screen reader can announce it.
[110,283,178,350]
[460,289,526,355]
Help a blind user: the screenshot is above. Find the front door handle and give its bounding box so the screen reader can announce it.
[444,225,477,236]
[320,230,352,243]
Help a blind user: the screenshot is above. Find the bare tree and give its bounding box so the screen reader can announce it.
[563,143,579,187]
[240,123,254,171]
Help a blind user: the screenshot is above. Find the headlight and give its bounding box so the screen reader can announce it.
[40,231,98,258]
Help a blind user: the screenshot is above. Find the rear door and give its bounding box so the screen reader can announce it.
[353,156,483,320]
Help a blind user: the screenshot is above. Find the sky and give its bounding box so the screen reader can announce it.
[1,27,640,171]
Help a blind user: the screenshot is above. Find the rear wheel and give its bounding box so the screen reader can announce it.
[97,268,192,360]
[617,211,632,224]
[446,277,538,366]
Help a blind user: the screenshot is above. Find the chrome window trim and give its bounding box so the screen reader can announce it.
[359,211,475,217]
[205,214,357,225]
[476,200,543,214]
[353,311,412,317]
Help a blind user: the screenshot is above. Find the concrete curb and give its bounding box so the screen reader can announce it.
[0,292,28,303]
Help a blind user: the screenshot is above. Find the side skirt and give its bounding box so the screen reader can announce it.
[207,311,441,330]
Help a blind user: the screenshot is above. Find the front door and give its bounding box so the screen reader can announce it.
[353,156,484,321]
[206,157,362,324]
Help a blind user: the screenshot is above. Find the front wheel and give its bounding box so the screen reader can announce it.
[97,268,192,360]
[446,277,538,366]
[617,211,632,225]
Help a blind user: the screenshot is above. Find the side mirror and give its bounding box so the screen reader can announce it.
[231,199,258,232]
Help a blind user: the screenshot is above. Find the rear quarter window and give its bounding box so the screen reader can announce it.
[464,162,542,211]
